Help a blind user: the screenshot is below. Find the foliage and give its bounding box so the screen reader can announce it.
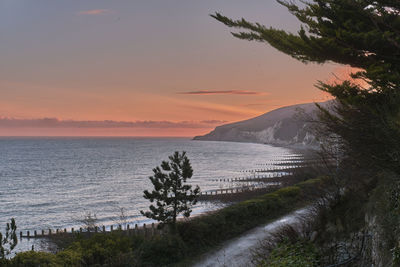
[2,178,325,266]
[258,240,320,267]
[9,250,80,266]
[70,232,136,266]
[54,249,83,266]
[10,251,62,266]
[213,7,400,262]
[0,218,17,259]
[252,183,370,266]
[178,178,325,252]
[141,151,200,230]
[137,234,187,266]
[314,191,368,265]
[212,0,400,176]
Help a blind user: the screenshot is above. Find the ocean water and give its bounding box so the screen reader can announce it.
[0,137,299,252]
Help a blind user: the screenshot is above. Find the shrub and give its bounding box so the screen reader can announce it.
[55,249,83,266]
[258,240,320,267]
[71,232,136,266]
[137,234,187,266]
[10,251,62,266]
[276,186,301,198]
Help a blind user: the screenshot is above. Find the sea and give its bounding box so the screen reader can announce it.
[0,137,301,252]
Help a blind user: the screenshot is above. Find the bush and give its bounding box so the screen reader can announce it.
[258,240,320,267]
[71,232,137,266]
[276,186,301,198]
[137,234,187,266]
[55,249,83,266]
[10,251,63,266]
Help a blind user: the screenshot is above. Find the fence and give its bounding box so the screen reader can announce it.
[20,222,162,239]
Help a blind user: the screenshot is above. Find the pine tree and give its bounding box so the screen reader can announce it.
[141,151,200,231]
[212,1,400,174]
[0,218,17,259]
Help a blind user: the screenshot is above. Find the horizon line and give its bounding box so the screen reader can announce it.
[0,135,197,138]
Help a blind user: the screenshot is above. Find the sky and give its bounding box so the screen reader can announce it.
[0,0,344,136]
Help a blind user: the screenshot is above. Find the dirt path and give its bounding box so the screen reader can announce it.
[193,207,310,267]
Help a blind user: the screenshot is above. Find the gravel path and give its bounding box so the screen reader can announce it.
[193,207,310,267]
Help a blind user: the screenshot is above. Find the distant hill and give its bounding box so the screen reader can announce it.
[193,101,331,147]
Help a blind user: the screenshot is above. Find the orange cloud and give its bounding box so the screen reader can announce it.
[78,9,110,15]
[179,102,259,117]
[178,90,264,95]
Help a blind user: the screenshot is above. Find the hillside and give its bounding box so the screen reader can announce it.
[194,102,331,146]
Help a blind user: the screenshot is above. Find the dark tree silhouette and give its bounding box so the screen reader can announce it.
[212,0,400,175]
[141,151,200,231]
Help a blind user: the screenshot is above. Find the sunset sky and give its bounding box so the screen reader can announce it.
[0,0,343,136]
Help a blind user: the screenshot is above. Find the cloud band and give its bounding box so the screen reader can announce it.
[178,90,263,95]
[0,118,227,129]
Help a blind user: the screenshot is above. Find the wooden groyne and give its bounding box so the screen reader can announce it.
[198,184,282,202]
[250,167,298,173]
[212,172,293,183]
[198,182,280,198]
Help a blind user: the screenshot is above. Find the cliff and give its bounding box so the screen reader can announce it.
[194,101,331,146]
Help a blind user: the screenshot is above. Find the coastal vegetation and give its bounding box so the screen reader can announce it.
[213,0,400,265]
[1,176,326,266]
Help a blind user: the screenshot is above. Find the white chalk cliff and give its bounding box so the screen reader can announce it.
[193,102,331,146]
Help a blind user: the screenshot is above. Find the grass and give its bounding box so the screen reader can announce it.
[258,240,320,267]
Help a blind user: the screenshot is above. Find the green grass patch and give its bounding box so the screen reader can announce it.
[258,240,320,267]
